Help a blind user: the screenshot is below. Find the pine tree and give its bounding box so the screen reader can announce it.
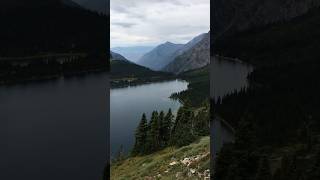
[158,111,165,148]
[148,111,160,152]
[132,113,148,155]
[171,107,195,147]
[163,109,173,146]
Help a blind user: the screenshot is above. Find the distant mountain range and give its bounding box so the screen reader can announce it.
[137,42,184,71]
[163,32,210,74]
[136,32,209,74]
[137,33,207,72]
[111,46,154,63]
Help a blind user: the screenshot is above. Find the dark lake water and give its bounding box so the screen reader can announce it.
[210,57,253,99]
[1,73,109,180]
[110,80,188,156]
[210,57,254,157]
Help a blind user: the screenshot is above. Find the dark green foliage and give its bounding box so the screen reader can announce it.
[213,6,320,180]
[171,65,210,107]
[162,109,173,146]
[132,102,210,156]
[148,111,160,152]
[194,101,210,136]
[132,113,148,155]
[170,107,196,147]
[213,117,260,180]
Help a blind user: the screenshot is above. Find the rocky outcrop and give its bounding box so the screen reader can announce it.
[212,0,320,40]
[163,32,210,74]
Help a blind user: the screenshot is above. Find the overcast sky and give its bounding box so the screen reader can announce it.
[110,0,210,48]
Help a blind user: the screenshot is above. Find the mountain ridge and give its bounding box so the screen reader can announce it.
[163,32,210,74]
[137,33,207,71]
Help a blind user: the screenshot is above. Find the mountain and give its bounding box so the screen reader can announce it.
[171,33,207,58]
[111,46,154,63]
[0,0,108,57]
[137,42,184,71]
[163,32,210,74]
[212,0,320,40]
[137,33,206,71]
[110,59,172,88]
[72,0,108,14]
[110,51,130,62]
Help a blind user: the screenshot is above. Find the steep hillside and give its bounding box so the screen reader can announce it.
[111,136,210,180]
[164,33,210,74]
[138,42,184,70]
[213,7,320,66]
[0,0,108,57]
[137,33,206,71]
[72,0,108,14]
[212,0,320,40]
[110,51,130,62]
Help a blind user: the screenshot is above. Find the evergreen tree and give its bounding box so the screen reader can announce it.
[158,111,165,148]
[162,109,173,146]
[132,113,148,155]
[171,107,195,147]
[194,102,210,136]
[148,111,160,152]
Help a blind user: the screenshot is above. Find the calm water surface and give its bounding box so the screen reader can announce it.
[110,80,188,156]
[1,73,109,180]
[210,58,253,99]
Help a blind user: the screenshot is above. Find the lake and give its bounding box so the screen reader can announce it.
[1,57,253,179]
[210,57,253,99]
[110,80,188,156]
[210,57,254,157]
[1,73,109,180]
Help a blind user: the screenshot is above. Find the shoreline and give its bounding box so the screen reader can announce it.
[0,68,109,87]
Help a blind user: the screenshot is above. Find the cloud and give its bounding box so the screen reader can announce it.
[113,22,137,28]
[110,0,210,47]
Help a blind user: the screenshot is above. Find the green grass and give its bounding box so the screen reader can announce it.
[111,136,210,180]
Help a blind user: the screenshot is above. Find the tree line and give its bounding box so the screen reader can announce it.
[132,102,210,156]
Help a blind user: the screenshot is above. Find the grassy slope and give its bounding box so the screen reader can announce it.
[111,136,210,180]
